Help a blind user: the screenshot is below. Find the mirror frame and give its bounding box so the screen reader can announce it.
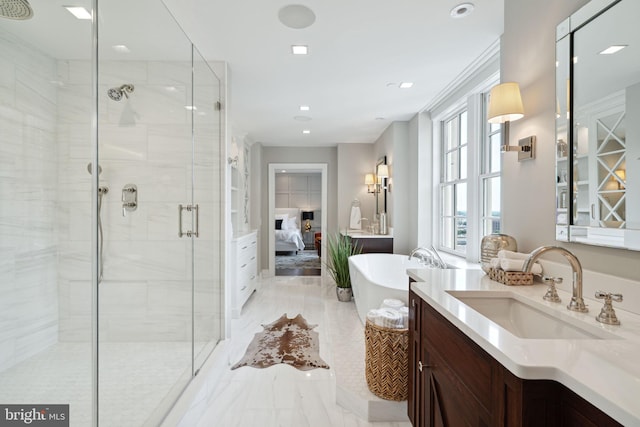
[376,156,387,217]
[555,0,640,250]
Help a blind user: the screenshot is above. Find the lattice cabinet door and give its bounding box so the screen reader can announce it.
[595,110,626,228]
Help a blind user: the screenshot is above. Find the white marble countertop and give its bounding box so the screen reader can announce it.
[408,268,640,426]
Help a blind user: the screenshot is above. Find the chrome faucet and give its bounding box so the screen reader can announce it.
[523,246,588,313]
[409,247,446,269]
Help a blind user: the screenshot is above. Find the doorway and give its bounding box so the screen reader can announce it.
[268,164,328,277]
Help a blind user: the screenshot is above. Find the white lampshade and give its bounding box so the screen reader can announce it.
[377,164,389,178]
[487,82,524,124]
[364,173,375,185]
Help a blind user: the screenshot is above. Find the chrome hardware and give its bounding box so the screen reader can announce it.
[418,361,423,372]
[542,276,562,303]
[121,184,137,216]
[595,291,623,326]
[409,247,446,269]
[178,204,200,238]
[523,246,588,313]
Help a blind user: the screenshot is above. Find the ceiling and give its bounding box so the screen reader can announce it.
[4,0,504,147]
[165,0,504,146]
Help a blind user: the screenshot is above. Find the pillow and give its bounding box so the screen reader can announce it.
[286,216,297,230]
[275,219,283,230]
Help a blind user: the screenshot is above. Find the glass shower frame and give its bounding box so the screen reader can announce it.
[0,0,224,425]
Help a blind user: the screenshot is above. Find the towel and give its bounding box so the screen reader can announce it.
[376,308,404,329]
[398,306,409,328]
[499,258,543,274]
[497,250,531,260]
[349,205,362,230]
[380,298,404,311]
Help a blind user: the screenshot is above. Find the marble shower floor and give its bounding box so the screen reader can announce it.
[195,276,411,427]
[0,341,196,427]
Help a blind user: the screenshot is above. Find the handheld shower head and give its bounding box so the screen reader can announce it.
[107,84,134,101]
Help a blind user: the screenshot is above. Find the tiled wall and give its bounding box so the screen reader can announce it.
[1,27,223,375]
[0,29,60,372]
[56,59,223,344]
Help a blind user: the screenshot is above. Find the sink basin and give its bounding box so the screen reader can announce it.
[447,291,618,340]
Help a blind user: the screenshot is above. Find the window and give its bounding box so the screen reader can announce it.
[481,93,502,235]
[434,80,501,261]
[440,111,468,253]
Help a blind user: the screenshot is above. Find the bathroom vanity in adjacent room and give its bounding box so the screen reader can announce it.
[407,268,638,427]
[341,230,393,253]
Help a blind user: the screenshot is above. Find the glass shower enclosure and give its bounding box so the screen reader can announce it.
[0,0,224,426]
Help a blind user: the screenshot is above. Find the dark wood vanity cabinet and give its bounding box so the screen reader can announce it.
[408,288,622,427]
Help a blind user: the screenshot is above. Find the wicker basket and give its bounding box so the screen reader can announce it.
[488,267,533,286]
[364,320,408,401]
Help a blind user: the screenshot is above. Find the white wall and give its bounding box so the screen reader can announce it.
[336,143,375,230]
[502,0,640,280]
[0,29,59,372]
[374,122,412,254]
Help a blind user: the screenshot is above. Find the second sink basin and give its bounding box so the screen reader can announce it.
[446,291,618,340]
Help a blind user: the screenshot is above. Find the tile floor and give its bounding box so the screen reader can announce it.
[195,275,412,427]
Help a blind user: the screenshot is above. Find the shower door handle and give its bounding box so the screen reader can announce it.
[178,204,200,238]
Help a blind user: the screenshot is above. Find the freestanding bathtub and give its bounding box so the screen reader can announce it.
[348,253,424,325]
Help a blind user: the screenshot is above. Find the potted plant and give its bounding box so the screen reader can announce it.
[325,233,362,302]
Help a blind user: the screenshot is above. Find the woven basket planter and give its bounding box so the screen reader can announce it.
[364,320,408,401]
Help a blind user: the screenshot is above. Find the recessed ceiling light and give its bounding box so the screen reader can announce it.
[599,45,627,55]
[281,170,287,173]
[450,3,475,19]
[302,130,311,134]
[165,86,178,92]
[299,105,310,111]
[292,45,308,55]
[399,82,414,89]
[64,6,92,20]
[278,5,316,29]
[185,105,197,111]
[112,45,130,54]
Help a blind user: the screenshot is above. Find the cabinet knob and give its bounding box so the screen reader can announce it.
[418,361,432,372]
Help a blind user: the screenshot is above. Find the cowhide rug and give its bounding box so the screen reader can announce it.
[231,313,329,371]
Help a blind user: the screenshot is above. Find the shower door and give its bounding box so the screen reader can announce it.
[96,1,222,425]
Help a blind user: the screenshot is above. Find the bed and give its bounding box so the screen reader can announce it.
[275,208,306,253]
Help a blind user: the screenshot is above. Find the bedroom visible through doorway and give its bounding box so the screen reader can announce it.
[269,164,327,277]
[274,172,322,276]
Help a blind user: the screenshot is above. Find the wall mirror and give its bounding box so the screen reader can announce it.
[556,0,640,250]
[376,156,388,217]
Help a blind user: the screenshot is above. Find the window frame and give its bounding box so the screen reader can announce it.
[431,74,501,263]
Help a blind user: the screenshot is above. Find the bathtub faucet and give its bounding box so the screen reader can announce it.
[409,246,446,269]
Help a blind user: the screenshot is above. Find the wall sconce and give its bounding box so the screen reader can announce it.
[365,173,377,193]
[487,82,535,161]
[377,164,390,193]
[302,211,314,231]
[228,139,239,167]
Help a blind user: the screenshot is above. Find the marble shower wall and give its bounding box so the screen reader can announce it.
[56,58,223,344]
[1,27,223,374]
[0,29,60,373]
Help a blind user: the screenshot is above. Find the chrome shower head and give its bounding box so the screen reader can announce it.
[0,0,33,20]
[107,84,134,101]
